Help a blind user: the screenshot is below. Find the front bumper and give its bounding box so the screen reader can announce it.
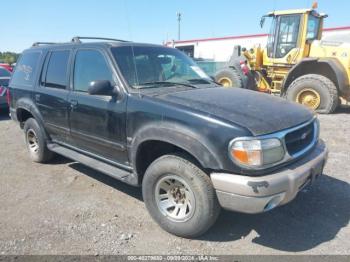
[210,140,328,214]
[9,107,17,121]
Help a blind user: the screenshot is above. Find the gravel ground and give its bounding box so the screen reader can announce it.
[0,108,349,255]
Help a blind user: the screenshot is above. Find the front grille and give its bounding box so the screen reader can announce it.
[285,121,315,156]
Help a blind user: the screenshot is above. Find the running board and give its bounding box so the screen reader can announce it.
[47,143,138,186]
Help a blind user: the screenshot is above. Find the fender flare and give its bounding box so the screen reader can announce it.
[282,58,350,97]
[129,124,223,174]
[15,98,50,139]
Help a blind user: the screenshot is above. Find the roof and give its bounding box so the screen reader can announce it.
[268,8,313,16]
[28,40,165,52]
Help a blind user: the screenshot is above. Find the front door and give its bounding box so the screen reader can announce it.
[265,14,303,66]
[68,48,128,167]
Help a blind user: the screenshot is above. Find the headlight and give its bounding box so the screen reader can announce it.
[229,138,285,168]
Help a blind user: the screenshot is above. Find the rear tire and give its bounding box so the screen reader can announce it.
[286,74,338,114]
[23,118,54,163]
[215,68,243,88]
[142,154,220,238]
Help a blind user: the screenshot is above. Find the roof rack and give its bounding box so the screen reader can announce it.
[32,42,59,47]
[71,36,129,43]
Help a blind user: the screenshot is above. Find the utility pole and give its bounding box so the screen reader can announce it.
[176,12,182,40]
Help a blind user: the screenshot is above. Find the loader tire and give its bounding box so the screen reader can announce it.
[215,68,243,88]
[286,74,338,114]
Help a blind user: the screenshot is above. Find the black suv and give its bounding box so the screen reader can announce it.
[9,37,328,238]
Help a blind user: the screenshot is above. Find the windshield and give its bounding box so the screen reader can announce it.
[111,46,211,89]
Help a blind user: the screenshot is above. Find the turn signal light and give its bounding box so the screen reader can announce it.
[229,138,285,168]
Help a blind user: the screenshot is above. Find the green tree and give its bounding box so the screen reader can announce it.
[0,51,20,64]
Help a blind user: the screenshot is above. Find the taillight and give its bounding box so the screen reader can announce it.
[240,60,250,75]
[6,88,10,106]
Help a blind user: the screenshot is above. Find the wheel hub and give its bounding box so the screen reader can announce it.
[27,129,39,154]
[296,88,321,110]
[219,77,233,88]
[155,175,196,222]
[170,187,186,204]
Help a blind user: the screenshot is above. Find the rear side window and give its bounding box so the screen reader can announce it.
[11,52,41,86]
[43,50,70,89]
[73,49,113,92]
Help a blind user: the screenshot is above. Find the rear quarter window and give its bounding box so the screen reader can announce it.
[11,51,41,87]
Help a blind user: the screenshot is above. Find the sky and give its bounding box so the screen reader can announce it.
[1,0,350,53]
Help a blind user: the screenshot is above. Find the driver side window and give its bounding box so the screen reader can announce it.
[73,49,113,92]
[275,15,301,58]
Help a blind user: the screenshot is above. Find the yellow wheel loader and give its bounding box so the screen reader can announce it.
[215,4,350,114]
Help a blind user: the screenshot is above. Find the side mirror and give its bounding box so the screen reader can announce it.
[88,80,117,96]
[260,16,266,28]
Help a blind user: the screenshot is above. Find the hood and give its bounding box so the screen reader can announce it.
[153,87,313,136]
[311,39,350,59]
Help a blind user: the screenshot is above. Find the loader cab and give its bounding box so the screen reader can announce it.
[261,9,326,66]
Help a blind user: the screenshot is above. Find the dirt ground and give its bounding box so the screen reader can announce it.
[0,108,349,255]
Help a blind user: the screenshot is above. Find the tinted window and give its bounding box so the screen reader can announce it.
[0,67,11,77]
[73,50,113,92]
[44,50,70,89]
[11,52,41,86]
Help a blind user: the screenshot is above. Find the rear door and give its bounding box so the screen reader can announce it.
[67,48,128,166]
[35,49,71,143]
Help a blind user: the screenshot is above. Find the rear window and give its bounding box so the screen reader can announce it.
[11,51,41,86]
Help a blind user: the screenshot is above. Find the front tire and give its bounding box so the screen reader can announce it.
[286,74,338,114]
[23,118,54,163]
[142,154,220,238]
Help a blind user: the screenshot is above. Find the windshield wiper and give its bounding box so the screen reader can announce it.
[134,81,198,89]
[187,78,212,84]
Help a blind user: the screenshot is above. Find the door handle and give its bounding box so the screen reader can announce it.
[35,94,40,102]
[70,100,78,110]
